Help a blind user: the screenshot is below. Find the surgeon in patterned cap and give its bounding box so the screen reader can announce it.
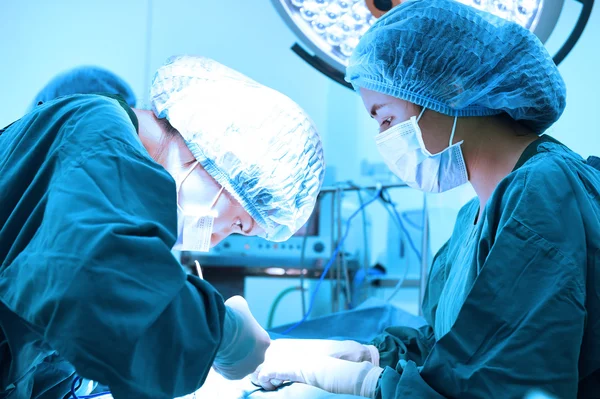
[0,55,324,399]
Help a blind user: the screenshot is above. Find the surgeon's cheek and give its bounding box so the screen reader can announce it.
[211,232,227,248]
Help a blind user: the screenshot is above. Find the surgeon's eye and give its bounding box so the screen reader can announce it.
[380,117,393,132]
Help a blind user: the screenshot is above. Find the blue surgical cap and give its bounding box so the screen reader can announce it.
[31,66,136,110]
[345,0,566,133]
[151,56,325,242]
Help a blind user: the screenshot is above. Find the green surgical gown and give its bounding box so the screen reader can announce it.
[0,94,226,399]
[371,136,600,399]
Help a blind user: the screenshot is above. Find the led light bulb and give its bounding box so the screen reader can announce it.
[277,0,544,68]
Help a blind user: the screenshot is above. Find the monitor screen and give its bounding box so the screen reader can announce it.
[292,198,320,237]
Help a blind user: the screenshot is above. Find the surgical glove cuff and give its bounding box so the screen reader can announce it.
[213,298,270,380]
[365,345,380,366]
[214,306,243,365]
[290,339,380,364]
[308,357,383,397]
[360,365,384,399]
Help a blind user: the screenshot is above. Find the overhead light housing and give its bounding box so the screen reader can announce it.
[272,0,592,87]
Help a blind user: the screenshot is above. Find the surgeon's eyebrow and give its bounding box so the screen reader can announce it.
[370,103,388,118]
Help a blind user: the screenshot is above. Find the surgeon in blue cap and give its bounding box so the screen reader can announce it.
[252,0,600,398]
[30,65,137,110]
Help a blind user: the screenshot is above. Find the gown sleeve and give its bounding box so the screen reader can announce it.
[371,325,436,370]
[0,118,226,398]
[374,160,587,399]
[369,235,455,371]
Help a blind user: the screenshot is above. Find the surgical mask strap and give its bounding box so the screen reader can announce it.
[177,161,199,194]
[417,107,427,122]
[449,116,458,146]
[210,186,225,209]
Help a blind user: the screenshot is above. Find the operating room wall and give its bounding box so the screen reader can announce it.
[1,0,599,327]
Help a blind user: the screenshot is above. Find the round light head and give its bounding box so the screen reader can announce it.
[272,0,563,73]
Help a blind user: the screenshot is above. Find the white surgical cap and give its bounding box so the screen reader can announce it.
[150,55,325,242]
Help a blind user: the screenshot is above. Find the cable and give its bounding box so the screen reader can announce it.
[343,181,373,306]
[282,187,383,335]
[356,190,371,304]
[379,191,422,261]
[267,286,305,329]
[355,188,371,302]
[335,187,343,312]
[401,211,422,230]
[357,192,370,268]
[299,268,306,316]
[387,200,422,261]
[70,377,80,399]
[299,215,313,316]
[330,192,336,313]
[70,376,111,399]
[386,243,412,302]
[336,186,353,310]
[346,181,372,278]
[381,199,402,230]
[344,187,421,302]
[378,201,411,301]
[378,190,424,302]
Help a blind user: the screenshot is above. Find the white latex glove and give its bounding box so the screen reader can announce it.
[213,296,271,380]
[264,339,380,366]
[251,355,383,398]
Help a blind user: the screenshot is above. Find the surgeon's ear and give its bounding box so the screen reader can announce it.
[417,111,458,154]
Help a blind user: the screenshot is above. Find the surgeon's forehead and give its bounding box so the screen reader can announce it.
[359,88,412,115]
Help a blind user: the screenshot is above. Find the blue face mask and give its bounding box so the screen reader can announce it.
[375,109,468,193]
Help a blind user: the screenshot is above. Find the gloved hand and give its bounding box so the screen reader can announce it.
[263,338,380,365]
[251,354,383,398]
[212,296,270,380]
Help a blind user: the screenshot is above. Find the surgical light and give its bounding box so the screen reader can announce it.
[272,0,594,88]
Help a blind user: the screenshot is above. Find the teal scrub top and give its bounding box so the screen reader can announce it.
[371,136,600,399]
[0,94,226,399]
